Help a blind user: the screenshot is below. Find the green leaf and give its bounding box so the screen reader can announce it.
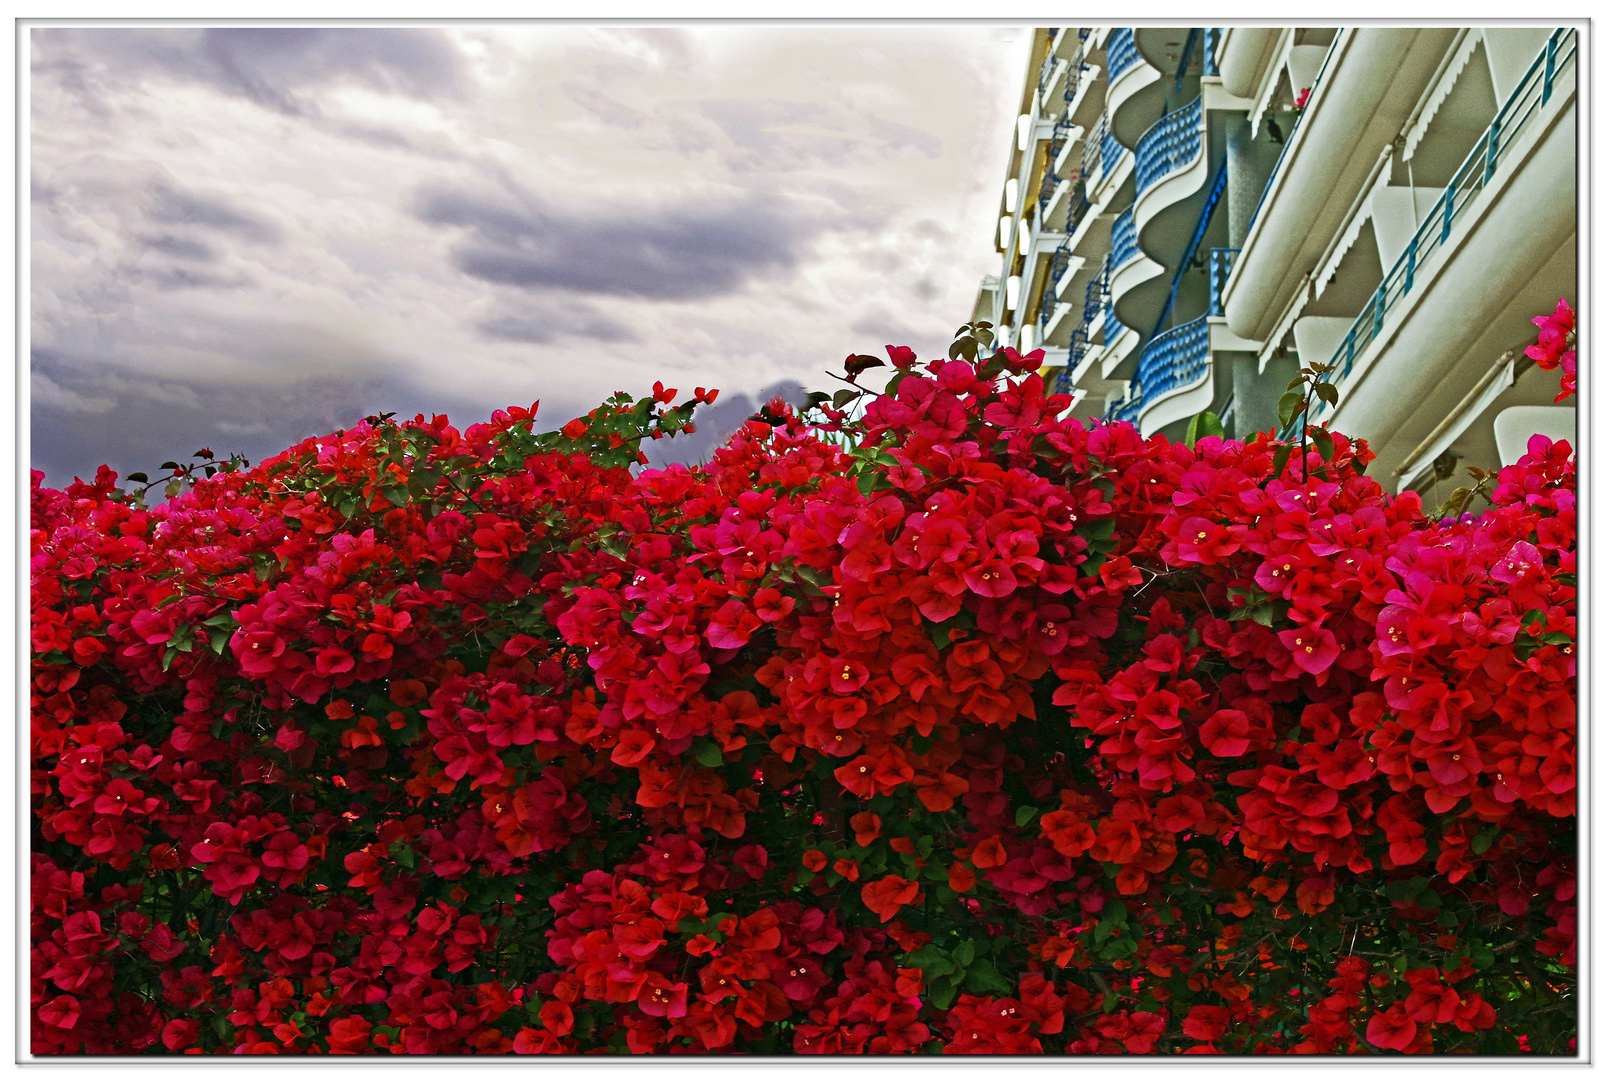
[905,944,953,975]
[928,980,960,1011]
[126,472,150,484]
[963,961,1013,996]
[1312,427,1336,461]
[1184,410,1224,447]
[1470,832,1495,855]
[393,843,416,869]
[1314,380,1339,406]
[1014,805,1039,828]
[1081,518,1117,541]
[1270,444,1293,478]
[693,741,724,769]
[1277,391,1303,427]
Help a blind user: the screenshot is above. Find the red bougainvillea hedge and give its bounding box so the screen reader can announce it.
[30,304,1575,1055]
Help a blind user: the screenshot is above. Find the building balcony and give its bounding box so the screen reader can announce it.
[1133,98,1213,279]
[1135,97,1204,197]
[1295,30,1575,480]
[1106,29,1141,83]
[1106,207,1165,378]
[1220,28,1462,344]
[1081,113,1132,202]
[1134,315,1214,434]
[1106,29,1167,149]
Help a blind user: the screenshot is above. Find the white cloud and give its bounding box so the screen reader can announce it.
[32,370,116,414]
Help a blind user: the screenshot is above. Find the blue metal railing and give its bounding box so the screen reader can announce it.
[1038,46,1063,95]
[1038,166,1064,218]
[1282,27,1577,438]
[1081,112,1108,188]
[1068,256,1111,367]
[1067,177,1093,236]
[1110,206,1139,270]
[1208,247,1239,317]
[1107,29,1140,81]
[1204,28,1222,77]
[1103,299,1123,346]
[1135,315,1212,407]
[1105,392,1143,426]
[1135,96,1203,195]
[1101,125,1126,178]
[1082,112,1129,191]
[1038,243,1074,327]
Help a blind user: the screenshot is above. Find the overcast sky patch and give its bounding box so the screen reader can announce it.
[30,24,1030,486]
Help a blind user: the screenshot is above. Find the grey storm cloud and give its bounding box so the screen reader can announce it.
[29,25,1031,488]
[479,313,636,345]
[138,233,215,262]
[417,184,802,302]
[32,27,463,116]
[148,182,280,243]
[29,349,467,486]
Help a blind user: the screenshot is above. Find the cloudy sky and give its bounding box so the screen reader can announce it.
[28,24,1029,485]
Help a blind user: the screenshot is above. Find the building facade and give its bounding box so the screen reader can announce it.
[976,26,1577,502]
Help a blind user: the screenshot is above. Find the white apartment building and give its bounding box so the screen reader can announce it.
[976,26,1577,500]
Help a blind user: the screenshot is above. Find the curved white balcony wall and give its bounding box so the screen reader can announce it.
[1138,370,1215,437]
[1107,204,1165,355]
[1132,317,1214,436]
[1327,90,1574,474]
[1132,115,1209,267]
[1222,28,1459,342]
[1219,27,1282,98]
[1105,39,1166,148]
[1494,407,1575,466]
[1109,251,1165,322]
